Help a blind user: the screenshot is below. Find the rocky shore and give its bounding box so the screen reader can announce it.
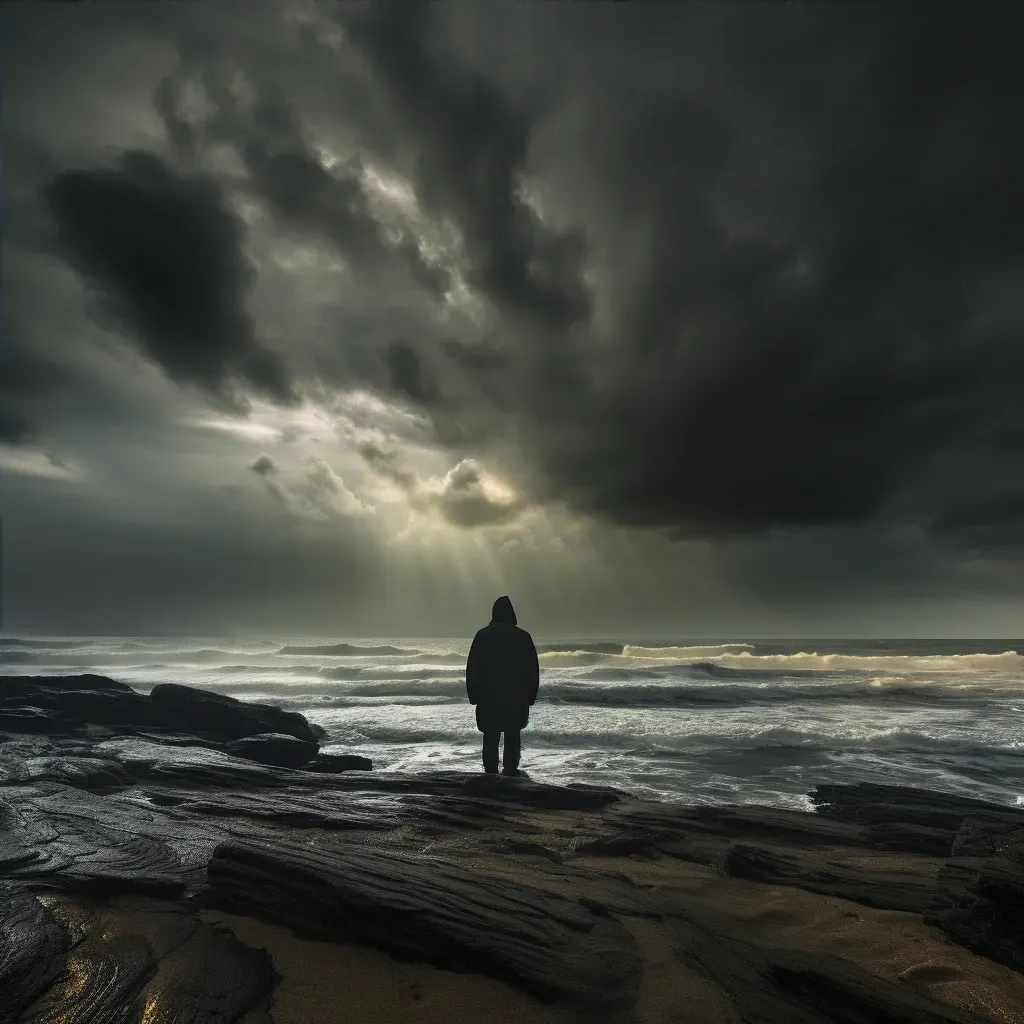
[2,674,1023,1023]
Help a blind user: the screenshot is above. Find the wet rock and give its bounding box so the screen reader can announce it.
[306,752,373,773]
[0,676,320,745]
[715,843,938,913]
[809,783,1024,836]
[0,676,158,734]
[0,674,135,698]
[601,801,872,864]
[3,891,275,1024]
[96,737,307,788]
[675,918,992,1024]
[153,787,403,832]
[0,885,70,1024]
[226,733,319,769]
[1,788,194,896]
[572,832,664,859]
[460,772,622,811]
[865,821,959,856]
[928,833,1024,974]
[148,683,319,743]
[201,838,642,1011]
[951,813,1024,857]
[766,949,993,1023]
[0,707,66,733]
[20,755,134,792]
[501,838,564,863]
[694,804,872,848]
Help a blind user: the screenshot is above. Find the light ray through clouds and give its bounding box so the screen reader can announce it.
[2,1,1023,635]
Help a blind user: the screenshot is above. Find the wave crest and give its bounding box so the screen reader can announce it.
[279,643,421,656]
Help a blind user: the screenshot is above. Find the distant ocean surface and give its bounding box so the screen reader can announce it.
[3,636,1023,809]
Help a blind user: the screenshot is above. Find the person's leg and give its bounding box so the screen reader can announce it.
[502,730,522,774]
[482,730,500,773]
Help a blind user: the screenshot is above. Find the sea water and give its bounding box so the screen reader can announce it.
[3,636,1022,809]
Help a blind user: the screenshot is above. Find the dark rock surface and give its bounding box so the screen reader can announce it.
[672,919,994,1024]
[0,889,275,1024]
[927,826,1024,974]
[0,885,69,1024]
[461,771,623,810]
[952,813,1024,857]
[306,752,374,773]
[0,708,67,734]
[715,842,938,913]
[148,683,320,743]
[201,837,642,1011]
[2,680,1024,1021]
[810,783,1024,849]
[226,732,319,769]
[0,675,321,743]
[766,949,994,1024]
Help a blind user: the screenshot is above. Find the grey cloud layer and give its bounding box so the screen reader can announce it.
[32,3,1022,539]
[42,151,296,410]
[4,1,1024,635]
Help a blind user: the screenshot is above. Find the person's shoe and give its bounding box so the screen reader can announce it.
[501,767,522,777]
[484,766,499,775]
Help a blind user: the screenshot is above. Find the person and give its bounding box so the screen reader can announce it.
[465,595,540,776]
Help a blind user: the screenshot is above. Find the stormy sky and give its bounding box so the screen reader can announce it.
[3,2,1023,637]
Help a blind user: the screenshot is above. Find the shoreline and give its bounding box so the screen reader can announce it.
[2,674,1023,1023]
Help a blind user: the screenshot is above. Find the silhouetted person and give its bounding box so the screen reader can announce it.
[466,596,540,776]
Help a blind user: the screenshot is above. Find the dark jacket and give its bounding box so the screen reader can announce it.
[466,596,540,733]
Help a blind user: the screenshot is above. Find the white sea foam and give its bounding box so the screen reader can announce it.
[3,635,1022,807]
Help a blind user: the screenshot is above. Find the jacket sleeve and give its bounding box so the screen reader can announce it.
[526,632,540,705]
[466,630,485,705]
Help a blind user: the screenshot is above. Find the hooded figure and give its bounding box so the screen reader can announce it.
[466,595,540,775]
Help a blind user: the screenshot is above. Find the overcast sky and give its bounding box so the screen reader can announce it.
[2,2,1023,637]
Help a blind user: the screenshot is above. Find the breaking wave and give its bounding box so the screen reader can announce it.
[182,671,1023,710]
[620,647,1023,674]
[538,641,626,655]
[0,647,249,667]
[302,714,1024,759]
[278,643,421,656]
[0,638,92,650]
[3,634,1022,807]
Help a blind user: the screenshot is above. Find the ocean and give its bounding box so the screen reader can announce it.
[2,636,1022,810]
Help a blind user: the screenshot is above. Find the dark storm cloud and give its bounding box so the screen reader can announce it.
[249,453,277,476]
[0,336,76,445]
[0,346,41,441]
[338,3,590,333]
[240,88,451,299]
[41,150,296,410]
[382,341,439,405]
[329,3,1024,543]
[929,493,1024,552]
[7,0,1024,627]
[154,74,452,301]
[0,410,33,444]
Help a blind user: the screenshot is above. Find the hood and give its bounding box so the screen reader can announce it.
[491,595,517,625]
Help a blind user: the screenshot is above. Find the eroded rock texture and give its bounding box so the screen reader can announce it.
[3,677,1024,1022]
[927,821,1024,974]
[305,752,373,773]
[226,733,320,769]
[0,675,320,747]
[0,889,274,1024]
[202,838,642,1011]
